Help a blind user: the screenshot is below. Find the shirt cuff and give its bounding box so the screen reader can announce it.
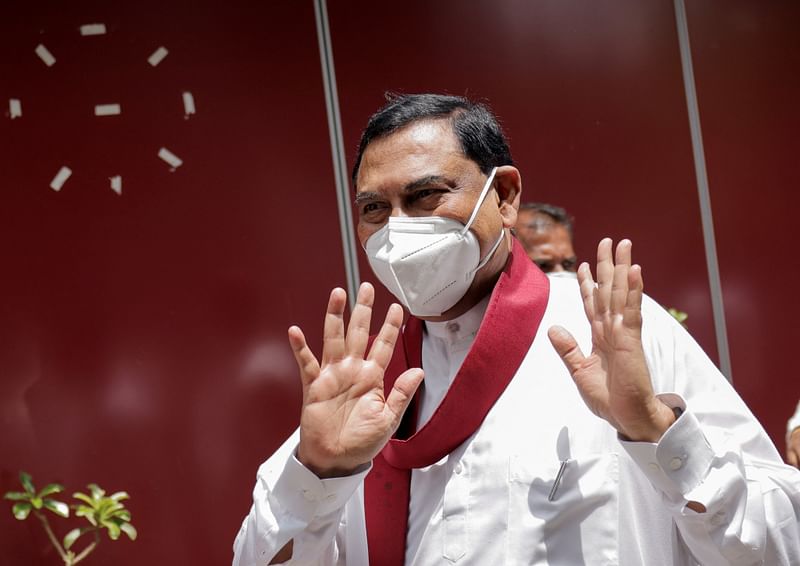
[268,450,371,522]
[620,393,714,500]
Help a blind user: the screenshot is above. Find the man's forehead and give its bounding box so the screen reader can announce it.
[519,211,559,230]
[356,119,469,192]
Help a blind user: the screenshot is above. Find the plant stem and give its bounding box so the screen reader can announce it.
[34,511,68,563]
[71,529,100,565]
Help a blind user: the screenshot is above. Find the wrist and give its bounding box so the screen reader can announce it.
[620,402,679,443]
[296,444,364,479]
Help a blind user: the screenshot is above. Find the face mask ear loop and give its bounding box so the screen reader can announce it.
[471,228,505,275]
[460,167,498,237]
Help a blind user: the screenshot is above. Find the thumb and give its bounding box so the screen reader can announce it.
[385,368,425,426]
[548,325,586,376]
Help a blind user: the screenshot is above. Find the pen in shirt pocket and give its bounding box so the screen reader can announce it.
[549,426,572,502]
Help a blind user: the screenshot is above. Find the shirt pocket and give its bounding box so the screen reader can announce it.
[507,452,619,566]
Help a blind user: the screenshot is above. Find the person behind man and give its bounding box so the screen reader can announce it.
[233,94,800,565]
[787,401,800,468]
[514,202,578,274]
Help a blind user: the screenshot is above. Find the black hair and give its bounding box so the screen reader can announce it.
[351,93,514,187]
[518,202,575,237]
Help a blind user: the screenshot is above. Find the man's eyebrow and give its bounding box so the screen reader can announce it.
[354,191,379,205]
[354,175,453,205]
[402,175,451,192]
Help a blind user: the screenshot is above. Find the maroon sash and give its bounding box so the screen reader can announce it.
[364,239,550,565]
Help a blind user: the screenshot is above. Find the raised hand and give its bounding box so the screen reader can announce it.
[547,238,676,442]
[288,282,424,478]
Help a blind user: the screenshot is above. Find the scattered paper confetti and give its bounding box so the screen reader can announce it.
[147,46,168,67]
[94,103,121,116]
[182,91,196,119]
[50,166,72,191]
[110,175,122,195]
[35,44,56,66]
[158,147,183,171]
[80,23,107,36]
[9,99,22,119]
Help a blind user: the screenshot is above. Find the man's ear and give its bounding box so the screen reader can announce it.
[494,166,522,229]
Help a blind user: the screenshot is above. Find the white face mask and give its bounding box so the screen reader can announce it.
[364,167,504,317]
[547,270,578,280]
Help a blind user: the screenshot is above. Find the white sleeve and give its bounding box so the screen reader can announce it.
[232,429,370,566]
[621,296,800,565]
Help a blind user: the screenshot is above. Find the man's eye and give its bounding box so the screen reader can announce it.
[361,202,382,215]
[411,188,440,202]
[562,258,578,271]
[534,260,553,272]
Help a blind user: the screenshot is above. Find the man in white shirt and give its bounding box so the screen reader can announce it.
[514,202,578,274]
[233,93,800,565]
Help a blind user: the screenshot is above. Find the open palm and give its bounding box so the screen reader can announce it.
[548,238,675,442]
[289,283,423,478]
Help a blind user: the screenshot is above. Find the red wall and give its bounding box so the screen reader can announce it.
[686,0,800,447]
[0,1,342,563]
[0,1,796,564]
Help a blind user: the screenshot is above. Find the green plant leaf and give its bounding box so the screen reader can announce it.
[87,484,105,500]
[3,491,30,501]
[111,509,131,522]
[75,505,98,526]
[19,472,35,495]
[38,483,64,498]
[43,498,69,518]
[119,522,137,541]
[73,493,94,506]
[63,528,82,550]
[109,491,129,502]
[103,519,121,540]
[12,502,32,520]
[31,497,43,510]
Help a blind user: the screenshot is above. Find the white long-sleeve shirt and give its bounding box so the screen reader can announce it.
[233,277,800,565]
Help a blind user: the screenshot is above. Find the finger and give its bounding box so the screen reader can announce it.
[610,239,632,315]
[288,325,321,388]
[345,282,375,359]
[367,303,404,369]
[384,368,424,426]
[624,264,644,328]
[577,262,596,322]
[547,325,587,377]
[595,238,614,317]
[321,287,347,366]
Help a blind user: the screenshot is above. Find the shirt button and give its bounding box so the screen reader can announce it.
[446,322,460,334]
[669,457,684,471]
[325,493,336,502]
[648,462,660,472]
[454,463,463,475]
[302,490,316,502]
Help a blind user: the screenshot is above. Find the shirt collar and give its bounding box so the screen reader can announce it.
[423,295,491,347]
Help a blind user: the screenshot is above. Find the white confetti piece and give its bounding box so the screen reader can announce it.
[80,23,107,36]
[9,99,22,119]
[182,91,195,119]
[158,147,183,171]
[110,175,122,195]
[94,103,121,116]
[35,44,56,67]
[50,166,72,191]
[147,46,168,67]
